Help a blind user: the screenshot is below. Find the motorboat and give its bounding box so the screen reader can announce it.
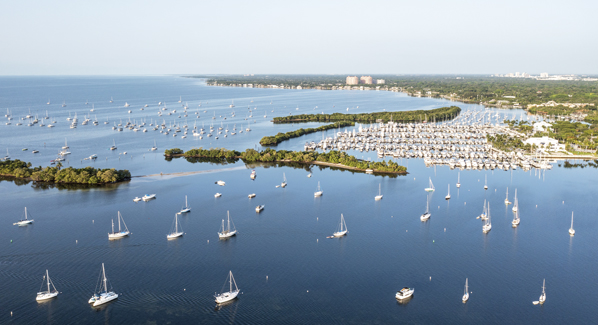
[395,287,414,300]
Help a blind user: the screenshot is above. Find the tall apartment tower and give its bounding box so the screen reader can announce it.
[360,76,373,84]
[346,76,359,85]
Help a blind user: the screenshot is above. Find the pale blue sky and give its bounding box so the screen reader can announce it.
[1,0,596,75]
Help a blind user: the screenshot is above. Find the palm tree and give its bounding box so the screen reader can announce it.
[56,162,63,170]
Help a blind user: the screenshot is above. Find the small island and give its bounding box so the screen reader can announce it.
[0,159,131,184]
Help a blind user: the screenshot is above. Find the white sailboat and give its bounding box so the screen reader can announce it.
[255,205,265,212]
[512,189,518,212]
[533,279,546,305]
[332,214,348,237]
[484,175,488,190]
[214,271,240,304]
[108,211,130,239]
[218,211,237,238]
[250,170,256,179]
[179,195,191,214]
[479,199,487,220]
[483,203,492,233]
[462,278,469,303]
[281,173,287,188]
[14,207,34,226]
[456,171,461,188]
[424,177,435,192]
[504,187,511,205]
[36,269,59,301]
[151,140,157,151]
[512,208,520,227]
[88,263,118,306]
[421,195,431,221]
[167,213,184,239]
[445,184,451,200]
[314,181,323,197]
[375,183,383,200]
[569,212,575,236]
[110,139,117,151]
[62,138,69,150]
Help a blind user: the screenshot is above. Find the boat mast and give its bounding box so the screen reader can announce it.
[46,269,50,293]
[102,263,107,293]
[118,212,122,232]
[175,214,179,233]
[25,207,28,220]
[112,219,115,234]
[571,212,574,228]
[227,211,230,232]
[229,271,233,292]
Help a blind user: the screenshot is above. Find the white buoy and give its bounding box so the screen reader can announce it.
[406,230,408,232]
[464,202,466,205]
[444,228,446,232]
[266,276,268,280]
[317,239,318,242]
[76,240,78,244]
[563,201,564,204]
[207,240,209,243]
[92,220,94,223]
[184,288,186,291]
[429,276,432,281]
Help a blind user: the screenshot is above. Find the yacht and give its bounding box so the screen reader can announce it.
[456,172,461,188]
[110,139,117,151]
[215,193,222,198]
[36,269,59,301]
[395,287,414,300]
[133,197,142,202]
[504,187,511,205]
[484,175,488,190]
[281,173,287,188]
[167,213,184,239]
[332,214,348,237]
[218,211,237,238]
[512,189,518,212]
[108,212,130,239]
[445,184,451,200]
[248,193,256,198]
[142,194,156,201]
[512,209,520,227]
[215,271,240,304]
[250,170,256,179]
[314,181,323,197]
[534,279,546,305]
[88,263,118,306]
[13,207,34,226]
[217,180,226,186]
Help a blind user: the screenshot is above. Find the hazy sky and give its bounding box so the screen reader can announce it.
[1,0,596,75]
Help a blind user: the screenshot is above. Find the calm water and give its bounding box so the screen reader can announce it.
[0,76,595,324]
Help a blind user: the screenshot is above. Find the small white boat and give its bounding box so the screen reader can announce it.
[537,279,546,305]
[307,173,312,178]
[365,169,374,174]
[250,170,256,179]
[62,138,69,150]
[110,139,117,151]
[569,212,575,236]
[375,183,383,200]
[395,287,414,300]
[14,207,34,226]
[108,212,130,239]
[424,177,435,192]
[167,213,184,239]
[179,195,191,214]
[151,140,157,151]
[216,180,226,186]
[215,271,240,304]
[124,102,130,107]
[483,203,492,233]
[421,195,431,221]
[248,193,256,198]
[456,172,461,188]
[314,181,323,197]
[133,197,142,202]
[36,269,59,301]
[255,205,265,212]
[504,187,511,205]
[445,184,451,200]
[88,263,118,306]
[333,214,348,237]
[484,175,488,190]
[281,173,287,188]
[512,189,518,212]
[215,193,222,198]
[462,278,469,303]
[218,211,237,238]
[512,209,520,227]
[142,194,156,201]
[479,199,488,220]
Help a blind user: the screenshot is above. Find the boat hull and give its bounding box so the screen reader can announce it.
[375,195,383,200]
[333,230,347,237]
[167,232,184,239]
[36,292,59,301]
[108,231,130,239]
[215,290,239,304]
[219,230,237,239]
[93,292,118,306]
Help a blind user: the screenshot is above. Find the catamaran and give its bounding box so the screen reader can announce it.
[281,173,287,188]
[108,212,130,239]
[569,212,575,236]
[483,203,492,233]
[462,278,469,303]
[375,183,383,200]
[36,269,59,301]
[88,263,118,306]
[14,207,34,226]
[314,181,323,197]
[512,189,518,212]
[421,195,431,221]
[332,214,348,237]
[215,270,240,304]
[445,184,451,200]
[167,213,184,239]
[424,177,435,192]
[218,211,237,238]
[179,195,191,214]
[456,172,461,188]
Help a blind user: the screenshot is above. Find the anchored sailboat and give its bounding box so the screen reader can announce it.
[314,181,323,197]
[36,269,59,301]
[445,184,451,200]
[462,278,469,303]
[108,211,130,239]
[179,195,191,214]
[512,189,518,212]
[167,213,184,239]
[569,212,575,236]
[424,177,435,192]
[533,279,546,305]
[88,263,118,306]
[218,211,237,238]
[215,271,240,304]
[512,208,520,227]
[421,195,431,221]
[504,187,511,205]
[484,175,488,190]
[456,172,461,188]
[332,214,348,237]
[14,207,34,226]
[375,183,383,200]
[281,173,287,188]
[483,203,492,233]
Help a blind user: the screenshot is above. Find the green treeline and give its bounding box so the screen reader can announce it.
[163,147,407,173]
[0,160,131,184]
[486,134,532,152]
[259,121,354,146]
[272,106,461,123]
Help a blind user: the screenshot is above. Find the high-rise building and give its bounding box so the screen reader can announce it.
[346,76,359,85]
[360,76,373,84]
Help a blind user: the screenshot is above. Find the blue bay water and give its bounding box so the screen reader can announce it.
[0,76,596,324]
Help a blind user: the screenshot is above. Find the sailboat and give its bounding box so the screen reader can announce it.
[62,100,66,107]
[110,97,113,103]
[218,211,237,238]
[151,140,157,151]
[167,213,184,239]
[375,183,383,200]
[512,208,520,227]
[512,189,518,212]
[36,269,59,301]
[250,170,256,179]
[504,187,511,205]
[62,138,69,150]
[47,99,50,105]
[483,203,492,233]
[533,279,547,305]
[569,212,575,236]
[332,214,348,237]
[484,175,488,190]
[281,173,287,188]
[462,278,469,303]
[456,172,461,188]
[479,200,487,220]
[215,271,240,304]
[314,181,323,197]
[108,211,130,239]
[14,207,34,226]
[424,177,435,192]
[88,263,118,306]
[179,195,191,213]
[421,195,431,221]
[445,184,451,200]
[110,139,117,151]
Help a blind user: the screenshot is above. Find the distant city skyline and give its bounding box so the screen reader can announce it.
[0,0,596,75]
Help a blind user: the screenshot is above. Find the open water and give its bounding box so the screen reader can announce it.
[0,76,596,324]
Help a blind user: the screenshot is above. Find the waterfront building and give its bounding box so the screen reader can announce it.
[360,76,373,84]
[376,79,385,84]
[346,76,359,85]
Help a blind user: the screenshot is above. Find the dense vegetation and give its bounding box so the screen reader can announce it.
[259,121,354,146]
[164,147,407,173]
[0,160,131,184]
[273,106,461,123]
[486,134,532,152]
